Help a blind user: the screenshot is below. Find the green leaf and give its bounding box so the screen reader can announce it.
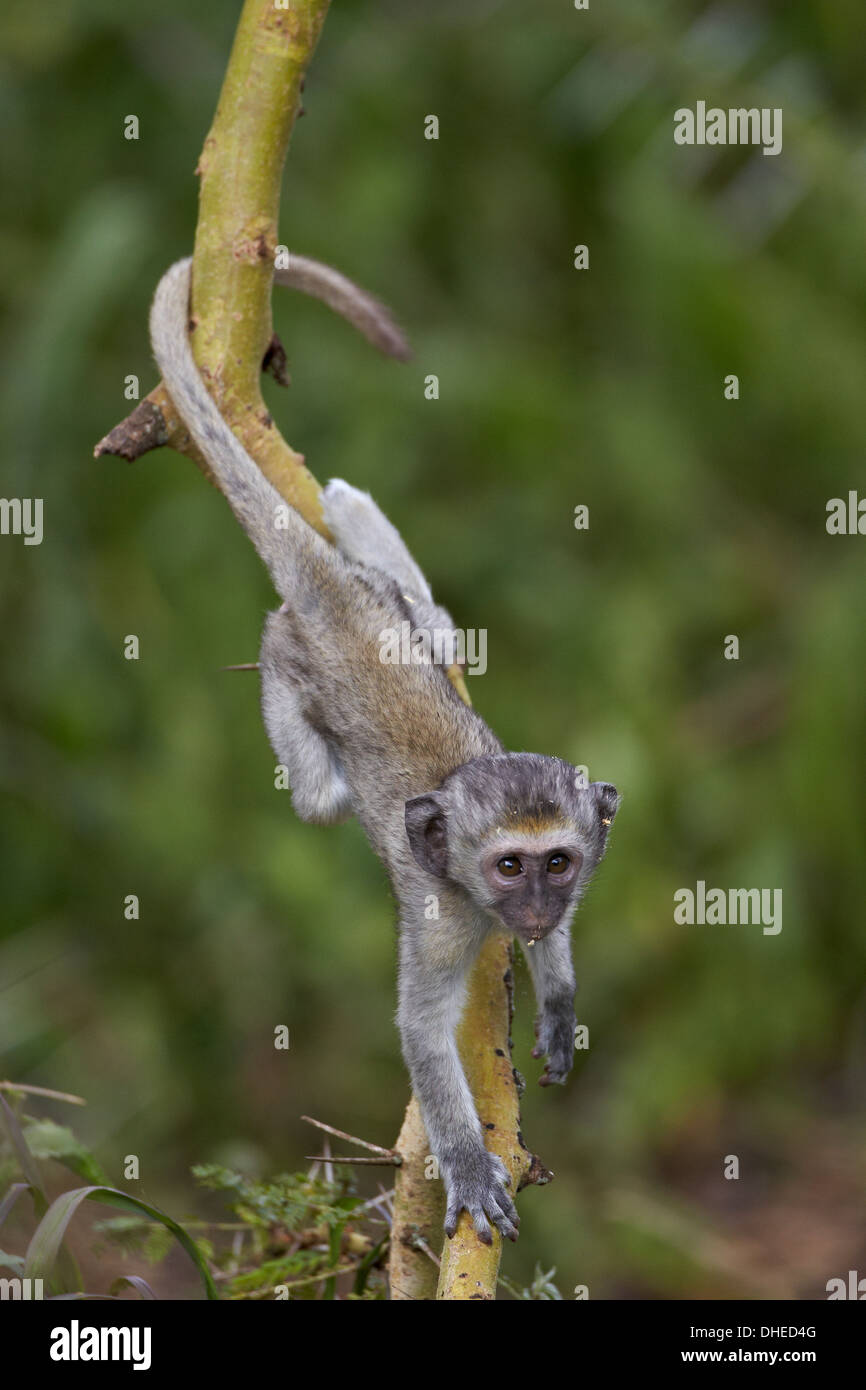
[352,1235,387,1297]
[22,1119,108,1186]
[0,1181,38,1230]
[323,1220,344,1300]
[110,1275,158,1300]
[0,1097,47,1216]
[49,1293,120,1301]
[24,1186,218,1299]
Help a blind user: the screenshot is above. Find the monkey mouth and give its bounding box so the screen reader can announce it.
[517,923,553,948]
[491,905,557,945]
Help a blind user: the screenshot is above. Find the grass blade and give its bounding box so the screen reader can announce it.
[0,1096,47,1215]
[110,1275,158,1300]
[25,1186,218,1299]
[0,1182,36,1230]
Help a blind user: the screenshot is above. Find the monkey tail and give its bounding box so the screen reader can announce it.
[149,258,326,599]
[275,256,412,362]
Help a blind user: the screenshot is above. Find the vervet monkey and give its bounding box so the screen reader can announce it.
[148,257,619,1244]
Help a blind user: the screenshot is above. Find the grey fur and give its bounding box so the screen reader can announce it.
[149,259,620,1243]
[275,255,412,362]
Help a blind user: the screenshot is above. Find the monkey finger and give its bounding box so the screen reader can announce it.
[539,1068,566,1087]
[491,1192,520,1229]
[489,1206,519,1242]
[489,1167,516,1204]
[489,1154,512,1184]
[492,1170,510,1191]
[469,1207,493,1245]
[501,1192,520,1226]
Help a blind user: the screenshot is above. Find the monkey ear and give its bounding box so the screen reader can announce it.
[405,795,449,878]
[589,782,619,829]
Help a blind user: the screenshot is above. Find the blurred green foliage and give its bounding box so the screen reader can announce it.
[1,0,865,1297]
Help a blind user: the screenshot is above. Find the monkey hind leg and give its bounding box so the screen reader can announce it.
[322,478,434,602]
[261,672,354,826]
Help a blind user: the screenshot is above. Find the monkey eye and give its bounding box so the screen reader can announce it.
[497,856,523,878]
[547,853,570,875]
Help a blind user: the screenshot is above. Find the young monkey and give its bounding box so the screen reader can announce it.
[149,258,619,1245]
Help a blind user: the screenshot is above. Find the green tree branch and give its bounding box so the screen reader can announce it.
[96,0,548,1301]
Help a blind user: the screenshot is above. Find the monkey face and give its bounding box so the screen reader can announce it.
[480,845,584,941]
[480,843,584,943]
[404,753,619,942]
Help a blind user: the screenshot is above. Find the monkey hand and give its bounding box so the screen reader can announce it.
[441,1147,520,1244]
[532,1002,576,1086]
